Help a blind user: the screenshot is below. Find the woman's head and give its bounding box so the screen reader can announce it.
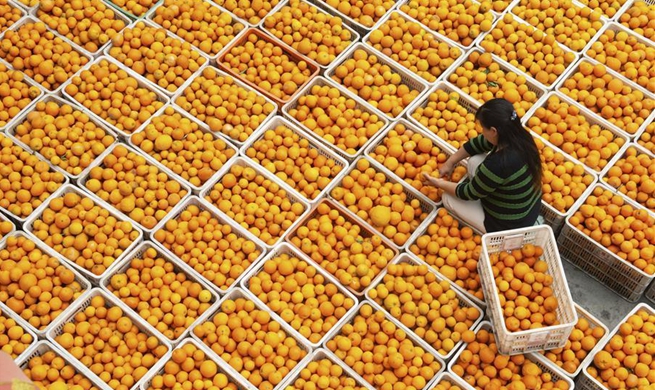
[475,98,542,188]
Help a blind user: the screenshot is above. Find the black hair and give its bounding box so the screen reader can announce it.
[475,99,542,189]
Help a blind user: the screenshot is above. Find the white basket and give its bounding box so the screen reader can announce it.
[171,65,279,149]
[277,348,374,390]
[364,253,484,361]
[282,76,391,160]
[239,242,359,349]
[60,55,170,140]
[323,301,446,390]
[150,195,267,295]
[405,81,482,154]
[0,0,26,33]
[478,225,578,355]
[22,184,144,285]
[259,0,361,70]
[634,115,655,156]
[1,15,94,94]
[0,62,43,133]
[104,0,161,20]
[362,10,463,85]
[99,241,221,346]
[199,156,311,250]
[138,338,252,390]
[310,0,401,36]
[0,210,14,247]
[16,340,104,390]
[45,288,173,390]
[557,182,655,301]
[189,287,314,390]
[576,303,655,390]
[283,198,400,297]
[324,42,429,120]
[614,0,655,23]
[425,371,474,390]
[238,115,350,204]
[447,321,576,390]
[104,19,211,97]
[0,300,39,363]
[6,94,119,181]
[647,279,655,304]
[77,142,193,237]
[325,155,437,251]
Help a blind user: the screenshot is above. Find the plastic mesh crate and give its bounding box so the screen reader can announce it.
[277,349,373,390]
[0,300,39,363]
[425,372,472,390]
[478,225,578,355]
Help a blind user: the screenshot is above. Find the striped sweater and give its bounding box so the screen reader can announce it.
[456,135,542,233]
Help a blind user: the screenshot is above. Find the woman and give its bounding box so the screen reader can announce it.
[423,98,543,233]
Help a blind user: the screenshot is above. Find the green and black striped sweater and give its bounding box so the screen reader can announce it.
[455,135,542,233]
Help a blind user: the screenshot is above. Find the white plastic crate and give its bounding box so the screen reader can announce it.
[576,303,655,390]
[478,225,578,355]
[150,195,267,295]
[447,321,576,390]
[22,184,144,285]
[60,55,170,140]
[282,76,391,160]
[0,63,43,133]
[239,115,350,204]
[426,371,476,390]
[634,115,655,157]
[103,0,158,20]
[283,198,400,297]
[0,300,39,363]
[324,42,429,120]
[239,242,359,349]
[613,0,655,23]
[199,156,311,250]
[310,0,401,35]
[0,0,25,35]
[45,288,173,390]
[99,241,221,346]
[364,253,484,361]
[557,182,655,301]
[189,287,314,390]
[323,301,446,390]
[405,81,482,154]
[647,279,655,304]
[77,142,193,237]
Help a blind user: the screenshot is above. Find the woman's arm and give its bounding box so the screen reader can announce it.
[422,176,459,196]
[440,147,470,177]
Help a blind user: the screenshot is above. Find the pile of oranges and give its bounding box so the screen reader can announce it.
[286,83,386,156]
[30,190,140,277]
[247,250,356,344]
[0,307,33,358]
[326,303,442,390]
[175,67,275,144]
[0,0,21,34]
[84,144,188,230]
[23,346,100,390]
[324,0,394,28]
[368,262,481,356]
[577,0,626,18]
[36,0,127,54]
[618,0,655,42]
[638,121,655,156]
[331,48,421,118]
[409,208,483,302]
[109,22,207,94]
[204,162,307,246]
[369,122,468,202]
[263,0,354,67]
[0,134,66,219]
[489,244,561,332]
[527,95,626,173]
[447,51,539,117]
[569,186,655,275]
[107,245,214,341]
[0,234,86,331]
[152,203,263,292]
[13,99,115,177]
[330,158,429,247]
[431,379,465,390]
[53,294,168,390]
[131,107,237,188]
[451,326,571,389]
[220,31,315,102]
[288,357,368,390]
[558,61,654,135]
[586,27,655,94]
[192,295,308,389]
[243,123,344,200]
[587,308,655,389]
[147,342,241,390]
[0,218,12,240]
[604,146,655,213]
[409,89,480,151]
[399,0,494,48]
[150,0,245,57]
[479,14,576,87]
[0,64,42,128]
[108,0,157,17]
[64,59,165,135]
[288,200,397,293]
[366,12,461,83]
[212,0,280,25]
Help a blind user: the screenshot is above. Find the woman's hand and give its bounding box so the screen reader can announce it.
[438,162,454,179]
[422,172,444,188]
